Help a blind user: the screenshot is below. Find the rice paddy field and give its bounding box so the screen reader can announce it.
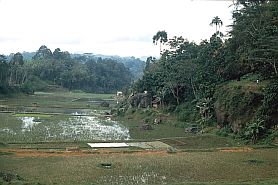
[0,91,129,143]
[0,91,277,185]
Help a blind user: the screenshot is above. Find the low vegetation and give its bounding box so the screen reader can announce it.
[0,148,277,185]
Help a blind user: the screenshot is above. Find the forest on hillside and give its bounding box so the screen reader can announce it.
[0,46,145,94]
[128,0,278,143]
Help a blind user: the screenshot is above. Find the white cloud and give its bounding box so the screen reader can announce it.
[0,0,234,57]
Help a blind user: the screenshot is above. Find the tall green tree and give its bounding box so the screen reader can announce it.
[10,52,24,65]
[9,52,26,86]
[210,16,223,32]
[153,30,168,54]
[32,45,53,60]
[0,55,9,92]
[53,48,71,61]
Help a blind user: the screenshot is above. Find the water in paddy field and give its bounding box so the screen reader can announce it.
[58,115,130,141]
[0,111,130,142]
[20,117,41,132]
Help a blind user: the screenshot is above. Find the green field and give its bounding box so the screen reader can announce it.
[0,91,115,111]
[0,91,277,185]
[0,148,277,185]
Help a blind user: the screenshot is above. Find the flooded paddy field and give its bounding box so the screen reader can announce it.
[0,112,130,143]
[0,91,130,143]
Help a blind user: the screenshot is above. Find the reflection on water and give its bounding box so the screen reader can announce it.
[20,117,41,132]
[0,128,16,134]
[12,113,130,141]
[58,116,130,141]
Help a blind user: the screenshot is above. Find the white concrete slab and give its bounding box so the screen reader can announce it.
[87,141,172,149]
[87,143,129,148]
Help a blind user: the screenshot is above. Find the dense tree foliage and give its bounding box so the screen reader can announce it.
[132,1,278,141]
[230,0,278,78]
[0,46,134,94]
[0,55,9,93]
[71,54,145,80]
[134,34,219,105]
[137,0,278,102]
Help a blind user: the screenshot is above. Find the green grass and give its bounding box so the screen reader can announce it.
[123,121,187,140]
[7,142,90,150]
[0,148,277,185]
[0,91,115,111]
[13,113,53,118]
[117,109,187,140]
[224,74,269,92]
[161,134,241,150]
[0,151,14,156]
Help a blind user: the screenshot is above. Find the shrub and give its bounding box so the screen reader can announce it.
[100,101,110,107]
[243,118,266,143]
[216,127,230,137]
[175,102,199,123]
[259,78,278,128]
[20,83,34,94]
[125,107,136,115]
[262,129,278,145]
[23,76,49,92]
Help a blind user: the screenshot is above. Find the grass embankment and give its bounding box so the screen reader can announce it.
[214,75,269,131]
[117,108,188,140]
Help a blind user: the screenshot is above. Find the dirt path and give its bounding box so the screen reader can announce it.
[0,146,254,158]
[0,148,170,157]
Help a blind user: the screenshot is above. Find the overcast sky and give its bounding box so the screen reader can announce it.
[0,0,235,58]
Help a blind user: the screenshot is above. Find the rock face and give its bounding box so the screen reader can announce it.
[128,93,151,108]
[214,82,264,133]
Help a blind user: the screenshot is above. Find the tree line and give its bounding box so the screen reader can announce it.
[0,45,135,94]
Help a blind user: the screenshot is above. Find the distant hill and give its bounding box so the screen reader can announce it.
[22,51,36,61]
[71,53,146,80]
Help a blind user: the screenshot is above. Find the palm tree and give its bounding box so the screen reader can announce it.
[152,30,168,55]
[210,16,223,32]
